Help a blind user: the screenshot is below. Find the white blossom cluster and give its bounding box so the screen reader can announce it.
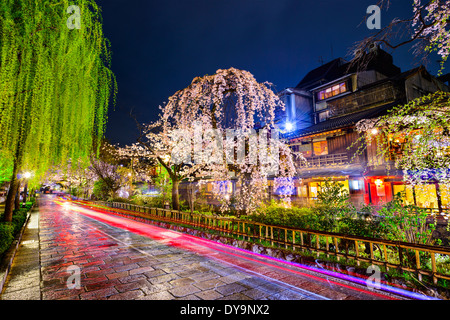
[118,68,298,215]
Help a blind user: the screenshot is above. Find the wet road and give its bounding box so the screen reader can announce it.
[3,195,409,300]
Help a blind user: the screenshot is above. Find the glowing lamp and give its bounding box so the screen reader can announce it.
[370,128,378,135]
[285,122,294,132]
[374,179,383,187]
[23,172,31,179]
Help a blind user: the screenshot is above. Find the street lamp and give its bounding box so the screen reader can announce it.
[285,122,294,132]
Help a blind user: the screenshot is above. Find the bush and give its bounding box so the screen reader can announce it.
[0,200,34,257]
[0,223,15,256]
[11,208,28,234]
[246,199,389,239]
[247,201,318,229]
[108,197,131,204]
[378,193,436,245]
[130,194,168,208]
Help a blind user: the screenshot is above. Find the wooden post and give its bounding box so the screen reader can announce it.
[369,242,374,262]
[326,237,329,258]
[316,235,320,258]
[383,245,389,271]
[270,226,274,246]
[355,240,360,266]
[415,250,422,282]
[285,229,288,249]
[334,238,339,262]
[431,252,437,285]
[292,231,296,251]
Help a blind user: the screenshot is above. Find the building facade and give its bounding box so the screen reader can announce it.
[280,47,450,211]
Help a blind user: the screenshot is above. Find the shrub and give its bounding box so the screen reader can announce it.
[0,223,15,256]
[11,209,27,234]
[0,200,34,257]
[108,197,131,204]
[378,193,436,245]
[248,200,318,229]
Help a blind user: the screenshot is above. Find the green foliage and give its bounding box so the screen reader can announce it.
[93,179,113,200]
[11,208,27,234]
[378,193,436,245]
[313,179,355,231]
[316,178,350,207]
[0,200,33,256]
[108,197,130,203]
[248,200,318,229]
[130,194,168,208]
[0,223,14,256]
[153,166,172,200]
[0,0,116,183]
[0,150,13,183]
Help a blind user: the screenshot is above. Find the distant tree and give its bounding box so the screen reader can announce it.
[351,0,449,74]
[356,91,450,184]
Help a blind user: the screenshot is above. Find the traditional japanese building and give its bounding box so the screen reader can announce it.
[279,46,449,211]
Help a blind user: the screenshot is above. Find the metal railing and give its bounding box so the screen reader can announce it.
[75,200,450,285]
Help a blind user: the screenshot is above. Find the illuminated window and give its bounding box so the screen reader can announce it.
[332,84,340,96]
[313,140,328,156]
[393,184,438,208]
[317,81,349,101]
[298,143,312,158]
[318,110,329,122]
[310,182,318,198]
[440,184,450,209]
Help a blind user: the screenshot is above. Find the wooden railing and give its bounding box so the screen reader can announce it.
[328,83,398,117]
[299,153,349,168]
[74,200,450,285]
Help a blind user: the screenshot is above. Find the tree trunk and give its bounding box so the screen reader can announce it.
[4,169,20,222]
[14,181,21,210]
[172,179,180,210]
[22,182,28,204]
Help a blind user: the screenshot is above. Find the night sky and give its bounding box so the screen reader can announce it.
[97,0,444,146]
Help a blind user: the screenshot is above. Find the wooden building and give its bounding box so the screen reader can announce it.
[279,47,449,210]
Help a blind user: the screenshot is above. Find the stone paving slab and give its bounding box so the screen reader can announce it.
[0,209,40,300]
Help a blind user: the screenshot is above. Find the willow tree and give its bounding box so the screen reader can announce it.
[0,0,116,221]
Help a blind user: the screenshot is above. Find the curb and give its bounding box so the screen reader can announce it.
[0,205,34,295]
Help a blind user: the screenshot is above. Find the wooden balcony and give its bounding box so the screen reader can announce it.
[327,83,400,118]
[298,153,351,168]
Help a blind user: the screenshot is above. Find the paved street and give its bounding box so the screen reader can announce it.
[1,195,402,300]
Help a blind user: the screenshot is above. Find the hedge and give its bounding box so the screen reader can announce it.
[0,201,34,257]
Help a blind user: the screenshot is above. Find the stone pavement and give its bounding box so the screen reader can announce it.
[0,195,398,300]
[1,196,330,300]
[1,207,40,299]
